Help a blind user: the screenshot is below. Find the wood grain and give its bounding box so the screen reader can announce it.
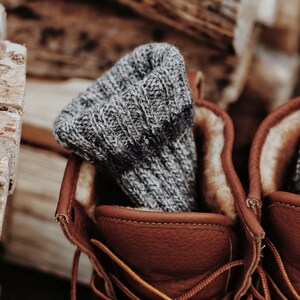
[249,45,299,110]
[261,0,300,54]
[0,4,6,40]
[256,0,278,26]
[0,41,26,190]
[0,150,10,238]
[0,36,26,237]
[4,145,92,283]
[22,78,91,153]
[3,0,257,106]
[114,0,258,55]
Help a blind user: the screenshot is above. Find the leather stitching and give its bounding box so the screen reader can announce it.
[96,216,233,231]
[264,201,300,211]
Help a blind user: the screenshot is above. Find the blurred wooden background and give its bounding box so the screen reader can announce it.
[0,0,299,289]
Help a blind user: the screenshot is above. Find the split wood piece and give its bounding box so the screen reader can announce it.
[0,4,6,40]
[0,150,10,238]
[261,0,300,54]
[3,0,256,107]
[0,111,22,190]
[22,78,91,154]
[228,81,270,187]
[114,0,258,55]
[0,41,26,111]
[0,40,26,239]
[229,45,300,185]
[220,28,258,109]
[256,0,279,26]
[248,44,300,110]
[3,145,93,283]
[0,41,25,189]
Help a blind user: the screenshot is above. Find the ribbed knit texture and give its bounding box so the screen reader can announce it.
[53,43,197,212]
[288,141,300,194]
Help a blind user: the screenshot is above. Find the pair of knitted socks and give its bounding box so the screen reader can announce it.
[53,43,198,212]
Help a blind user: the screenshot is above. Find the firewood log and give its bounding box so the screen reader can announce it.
[3,145,92,283]
[0,39,26,238]
[0,4,6,39]
[261,0,300,54]
[2,0,258,107]
[112,0,258,55]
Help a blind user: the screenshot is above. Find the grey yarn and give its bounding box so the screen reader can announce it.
[53,43,197,212]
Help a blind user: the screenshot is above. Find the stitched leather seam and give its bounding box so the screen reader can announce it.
[97,216,234,296]
[97,216,232,231]
[264,201,300,211]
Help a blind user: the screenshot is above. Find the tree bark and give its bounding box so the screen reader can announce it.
[0,41,25,191]
[0,40,26,239]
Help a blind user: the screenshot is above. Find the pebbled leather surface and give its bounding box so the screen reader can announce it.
[249,98,300,299]
[95,205,238,299]
[263,191,300,298]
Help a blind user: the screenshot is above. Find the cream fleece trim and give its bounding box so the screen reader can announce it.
[195,107,236,220]
[260,110,300,195]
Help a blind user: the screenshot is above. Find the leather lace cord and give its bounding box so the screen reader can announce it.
[249,237,300,300]
[70,241,245,300]
[71,238,300,300]
[71,248,81,300]
[71,238,245,300]
[264,237,300,300]
[249,265,271,300]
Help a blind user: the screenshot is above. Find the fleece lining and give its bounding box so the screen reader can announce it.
[195,107,236,220]
[260,110,300,195]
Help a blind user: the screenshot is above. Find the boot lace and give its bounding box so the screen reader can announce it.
[70,238,275,300]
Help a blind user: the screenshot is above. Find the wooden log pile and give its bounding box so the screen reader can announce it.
[0,0,300,284]
[2,0,260,108]
[0,5,26,239]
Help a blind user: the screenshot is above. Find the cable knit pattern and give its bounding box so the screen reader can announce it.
[53,43,197,212]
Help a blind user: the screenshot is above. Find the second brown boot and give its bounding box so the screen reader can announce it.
[248,97,300,299]
[55,72,265,299]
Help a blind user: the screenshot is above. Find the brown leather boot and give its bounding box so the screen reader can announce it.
[55,72,264,299]
[248,97,300,299]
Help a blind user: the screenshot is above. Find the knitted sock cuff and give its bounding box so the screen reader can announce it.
[53,43,194,175]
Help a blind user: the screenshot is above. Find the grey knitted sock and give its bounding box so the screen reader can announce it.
[288,141,300,194]
[53,43,197,212]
